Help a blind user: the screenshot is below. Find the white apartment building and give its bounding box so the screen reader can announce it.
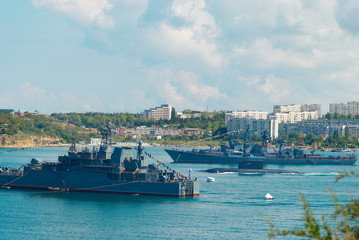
[227,118,278,139]
[271,103,320,123]
[273,104,301,113]
[301,104,321,116]
[176,112,192,119]
[225,110,268,124]
[272,111,319,124]
[143,104,172,120]
[329,102,359,115]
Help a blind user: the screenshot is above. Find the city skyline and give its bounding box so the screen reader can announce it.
[1,1,359,114]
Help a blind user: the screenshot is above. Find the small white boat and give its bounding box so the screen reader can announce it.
[265,193,274,200]
[207,177,215,182]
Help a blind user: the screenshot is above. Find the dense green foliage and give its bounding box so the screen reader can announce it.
[277,127,359,149]
[1,110,227,144]
[325,113,359,120]
[0,111,97,143]
[268,171,359,239]
[51,112,151,128]
[51,111,227,138]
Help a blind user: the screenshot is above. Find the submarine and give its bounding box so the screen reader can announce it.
[206,158,302,174]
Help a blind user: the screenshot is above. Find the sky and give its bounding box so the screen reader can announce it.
[1,0,359,114]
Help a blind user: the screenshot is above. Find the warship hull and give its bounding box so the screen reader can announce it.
[0,170,199,197]
[165,149,357,165]
[165,149,240,163]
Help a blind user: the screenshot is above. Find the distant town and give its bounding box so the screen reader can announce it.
[140,102,359,141]
[1,101,359,148]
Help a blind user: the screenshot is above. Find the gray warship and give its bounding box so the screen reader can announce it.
[0,126,199,197]
[165,131,357,165]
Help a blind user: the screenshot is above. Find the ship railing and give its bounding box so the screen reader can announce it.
[42,162,59,165]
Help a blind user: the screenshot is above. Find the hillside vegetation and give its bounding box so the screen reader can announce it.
[0,110,227,147]
[0,110,98,147]
[2,110,359,148]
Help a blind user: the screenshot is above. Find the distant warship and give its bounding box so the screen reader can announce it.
[166,130,357,165]
[0,125,199,197]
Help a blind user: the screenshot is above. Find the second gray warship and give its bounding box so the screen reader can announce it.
[165,131,357,165]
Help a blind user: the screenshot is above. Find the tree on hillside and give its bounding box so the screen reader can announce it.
[325,113,332,120]
[171,107,176,120]
[345,126,350,139]
[333,130,340,140]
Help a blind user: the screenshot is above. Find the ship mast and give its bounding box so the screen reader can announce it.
[99,122,113,159]
[137,140,144,159]
[243,125,251,156]
[261,130,268,147]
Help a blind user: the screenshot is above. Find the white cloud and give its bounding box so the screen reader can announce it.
[17,83,59,112]
[59,91,80,106]
[32,0,114,28]
[175,71,225,101]
[0,91,15,107]
[10,0,359,113]
[258,75,291,102]
[146,0,223,69]
[19,82,48,103]
[171,0,217,39]
[240,75,308,105]
[322,64,359,95]
[148,69,185,106]
[235,38,315,68]
[147,68,226,110]
[83,93,101,111]
[238,76,261,88]
[15,83,104,113]
[150,23,222,68]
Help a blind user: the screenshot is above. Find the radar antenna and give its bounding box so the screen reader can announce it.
[98,121,114,159]
[261,130,269,147]
[243,125,251,155]
[137,141,144,159]
[100,121,113,148]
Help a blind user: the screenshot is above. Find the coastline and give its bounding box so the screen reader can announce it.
[0,143,71,149]
[0,142,207,149]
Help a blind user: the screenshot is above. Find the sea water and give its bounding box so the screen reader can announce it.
[0,146,358,239]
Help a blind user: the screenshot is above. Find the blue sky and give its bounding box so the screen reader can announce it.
[1,0,359,114]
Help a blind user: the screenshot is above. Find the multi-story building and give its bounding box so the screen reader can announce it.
[329,102,359,116]
[227,118,278,139]
[143,104,172,120]
[124,126,181,137]
[176,112,192,119]
[301,104,321,117]
[272,111,319,124]
[281,120,359,137]
[271,104,320,123]
[225,110,268,124]
[119,126,199,137]
[273,104,301,113]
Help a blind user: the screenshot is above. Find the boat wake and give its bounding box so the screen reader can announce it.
[218,172,237,175]
[237,172,263,175]
[303,172,339,176]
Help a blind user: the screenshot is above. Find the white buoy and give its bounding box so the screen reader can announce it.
[207,177,215,182]
[265,193,274,200]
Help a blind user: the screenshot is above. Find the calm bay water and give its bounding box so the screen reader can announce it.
[0,146,358,239]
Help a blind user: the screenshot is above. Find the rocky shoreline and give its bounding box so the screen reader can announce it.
[0,135,61,148]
